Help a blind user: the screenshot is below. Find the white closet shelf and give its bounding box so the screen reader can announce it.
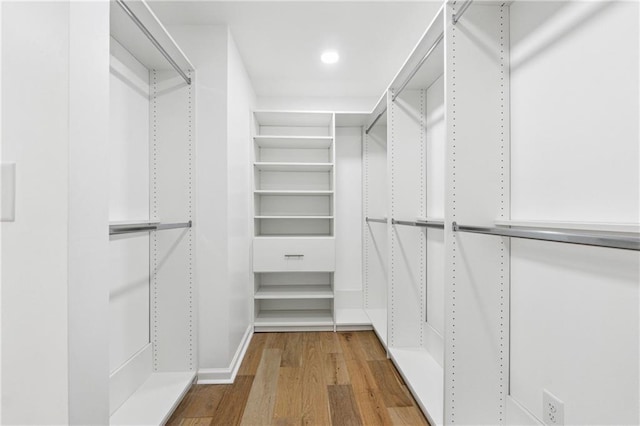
[254,136,333,149]
[389,347,443,426]
[254,309,333,326]
[109,371,195,426]
[254,190,334,196]
[494,219,640,234]
[254,111,333,128]
[254,162,333,172]
[335,308,371,326]
[255,216,334,219]
[365,308,388,347]
[255,285,333,299]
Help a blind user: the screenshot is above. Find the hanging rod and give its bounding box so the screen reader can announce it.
[452,0,474,25]
[391,32,444,103]
[115,0,192,85]
[365,107,388,135]
[366,217,388,224]
[452,222,640,251]
[110,220,192,236]
[392,219,445,229]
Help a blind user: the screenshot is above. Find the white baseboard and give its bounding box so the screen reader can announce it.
[506,395,543,425]
[109,343,153,415]
[197,325,253,384]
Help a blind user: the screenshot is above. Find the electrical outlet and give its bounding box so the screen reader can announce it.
[543,389,564,425]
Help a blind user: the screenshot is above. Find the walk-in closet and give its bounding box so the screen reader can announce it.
[2,0,638,425]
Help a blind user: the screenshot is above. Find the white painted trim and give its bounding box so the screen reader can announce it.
[197,325,253,384]
[109,343,153,416]
[506,395,543,426]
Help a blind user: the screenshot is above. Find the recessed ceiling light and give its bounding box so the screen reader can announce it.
[321,50,339,64]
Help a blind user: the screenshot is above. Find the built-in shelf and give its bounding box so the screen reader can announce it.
[254,162,333,172]
[109,371,195,426]
[335,308,372,327]
[254,111,333,128]
[254,136,333,149]
[389,347,444,426]
[255,285,333,299]
[254,190,334,196]
[254,309,334,326]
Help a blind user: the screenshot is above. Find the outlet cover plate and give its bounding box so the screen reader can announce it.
[543,389,564,426]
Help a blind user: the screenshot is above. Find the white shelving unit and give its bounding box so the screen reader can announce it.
[252,111,337,331]
[108,1,196,423]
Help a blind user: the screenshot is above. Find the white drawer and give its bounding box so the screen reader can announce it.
[253,238,335,272]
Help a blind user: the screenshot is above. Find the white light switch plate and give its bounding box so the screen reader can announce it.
[1,162,16,222]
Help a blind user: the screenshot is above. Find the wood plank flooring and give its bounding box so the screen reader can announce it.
[167,331,430,426]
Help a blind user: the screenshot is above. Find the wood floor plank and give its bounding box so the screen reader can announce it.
[367,360,414,408]
[354,388,395,426]
[179,418,213,426]
[328,385,364,426]
[166,385,201,425]
[240,349,282,425]
[357,331,387,360]
[301,333,331,425]
[272,367,303,425]
[323,352,350,385]
[319,331,342,353]
[238,332,267,376]
[265,332,287,349]
[211,375,254,426]
[337,332,365,360]
[167,385,229,423]
[388,407,430,426]
[281,332,303,367]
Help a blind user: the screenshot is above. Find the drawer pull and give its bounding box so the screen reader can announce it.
[284,254,305,258]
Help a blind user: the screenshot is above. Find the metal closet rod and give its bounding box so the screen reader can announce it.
[116,0,191,85]
[452,0,474,24]
[391,32,444,103]
[110,220,192,236]
[365,108,387,135]
[452,222,640,251]
[392,219,445,229]
[365,1,472,134]
[366,217,388,224]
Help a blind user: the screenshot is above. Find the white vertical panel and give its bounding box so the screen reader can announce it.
[68,2,110,423]
[510,1,639,223]
[510,240,639,424]
[151,70,194,372]
[108,39,151,375]
[445,3,510,424]
[335,127,362,295]
[1,3,70,423]
[168,25,230,369]
[389,89,426,348]
[227,33,255,353]
[508,2,640,424]
[363,122,388,323]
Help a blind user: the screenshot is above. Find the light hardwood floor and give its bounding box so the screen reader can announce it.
[167,331,430,426]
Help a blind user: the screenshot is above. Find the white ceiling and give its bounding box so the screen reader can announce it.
[148,1,443,102]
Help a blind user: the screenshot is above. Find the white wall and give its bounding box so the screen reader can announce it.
[508,2,640,423]
[258,96,377,112]
[335,127,363,308]
[168,25,255,379]
[2,2,110,423]
[226,31,255,358]
[167,25,230,370]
